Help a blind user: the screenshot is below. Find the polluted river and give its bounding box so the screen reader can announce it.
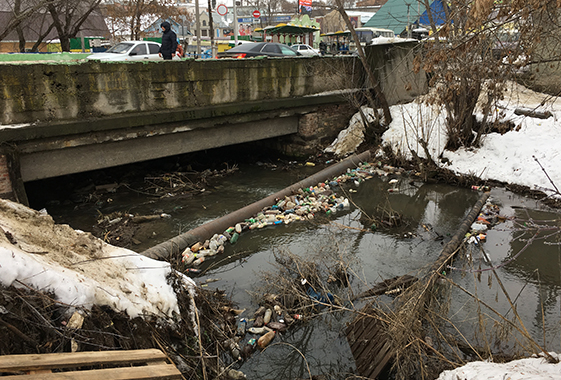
[25,147,561,379]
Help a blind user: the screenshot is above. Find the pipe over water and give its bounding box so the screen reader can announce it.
[141,150,372,260]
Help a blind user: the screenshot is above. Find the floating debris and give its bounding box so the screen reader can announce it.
[181,162,408,269]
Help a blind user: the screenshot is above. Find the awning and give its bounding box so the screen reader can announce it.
[259,23,320,35]
[322,30,351,37]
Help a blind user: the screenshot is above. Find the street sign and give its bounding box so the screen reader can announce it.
[252,10,261,18]
[216,4,228,16]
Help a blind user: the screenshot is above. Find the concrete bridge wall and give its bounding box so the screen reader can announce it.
[0,57,357,126]
[0,42,427,202]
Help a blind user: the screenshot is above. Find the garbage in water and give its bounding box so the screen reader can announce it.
[306,286,334,306]
[257,330,275,348]
[181,162,411,269]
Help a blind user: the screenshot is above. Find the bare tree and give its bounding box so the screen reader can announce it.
[105,0,178,41]
[334,0,392,125]
[415,0,561,151]
[0,0,56,43]
[0,0,105,52]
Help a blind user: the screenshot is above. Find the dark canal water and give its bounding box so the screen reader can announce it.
[26,148,561,379]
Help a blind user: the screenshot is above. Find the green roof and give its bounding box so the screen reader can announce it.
[261,23,319,35]
[363,0,431,35]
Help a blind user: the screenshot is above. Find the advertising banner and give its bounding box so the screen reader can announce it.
[298,0,312,15]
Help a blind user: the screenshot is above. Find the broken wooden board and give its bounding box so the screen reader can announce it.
[346,307,393,379]
[354,274,418,300]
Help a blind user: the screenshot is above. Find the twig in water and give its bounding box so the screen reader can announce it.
[533,155,560,195]
[441,274,558,363]
[537,271,547,351]
[190,293,207,380]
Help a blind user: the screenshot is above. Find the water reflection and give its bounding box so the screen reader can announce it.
[35,162,561,377]
[240,313,356,379]
[505,208,561,287]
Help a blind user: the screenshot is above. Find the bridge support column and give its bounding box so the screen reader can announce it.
[272,103,358,158]
[0,147,29,206]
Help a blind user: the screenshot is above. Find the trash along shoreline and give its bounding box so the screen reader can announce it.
[1,148,560,380]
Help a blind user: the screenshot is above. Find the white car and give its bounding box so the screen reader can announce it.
[86,41,179,61]
[291,44,320,56]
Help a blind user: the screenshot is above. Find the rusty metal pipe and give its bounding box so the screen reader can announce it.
[141,150,372,260]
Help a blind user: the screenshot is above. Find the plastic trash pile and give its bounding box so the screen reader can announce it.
[464,192,504,247]
[181,162,406,268]
[223,291,326,367]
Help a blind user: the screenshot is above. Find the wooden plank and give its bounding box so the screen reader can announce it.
[361,340,390,376]
[358,340,389,378]
[0,363,181,380]
[347,317,382,358]
[365,342,393,379]
[0,349,168,372]
[346,312,395,379]
[349,322,383,360]
[354,330,386,372]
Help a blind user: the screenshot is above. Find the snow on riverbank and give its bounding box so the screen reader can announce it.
[383,81,561,195]
[328,81,561,197]
[0,199,194,319]
[437,353,561,380]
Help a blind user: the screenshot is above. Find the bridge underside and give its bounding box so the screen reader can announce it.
[0,43,427,204]
[18,114,301,183]
[20,116,298,182]
[14,94,348,182]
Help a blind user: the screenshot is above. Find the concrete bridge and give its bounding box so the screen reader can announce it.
[0,42,426,203]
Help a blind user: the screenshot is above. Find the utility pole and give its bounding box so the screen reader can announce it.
[195,0,201,57]
[406,2,411,38]
[208,0,215,57]
[233,0,238,45]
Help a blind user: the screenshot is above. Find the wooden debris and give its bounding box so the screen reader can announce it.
[346,307,392,379]
[514,108,552,119]
[0,349,181,379]
[354,274,418,300]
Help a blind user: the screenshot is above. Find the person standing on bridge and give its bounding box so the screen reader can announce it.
[159,21,178,60]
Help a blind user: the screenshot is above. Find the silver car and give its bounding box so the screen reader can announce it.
[290,44,320,56]
[86,41,178,62]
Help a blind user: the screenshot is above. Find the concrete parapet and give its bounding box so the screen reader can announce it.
[0,43,427,194]
[0,57,359,127]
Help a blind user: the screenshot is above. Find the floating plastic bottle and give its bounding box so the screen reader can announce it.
[193,256,205,266]
[282,312,294,324]
[230,232,239,244]
[247,326,273,334]
[252,315,264,327]
[263,308,272,325]
[257,330,275,348]
[227,339,242,361]
[266,321,286,332]
[253,306,266,317]
[227,369,247,379]
[236,318,247,336]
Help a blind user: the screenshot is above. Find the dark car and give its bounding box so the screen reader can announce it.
[217,42,302,58]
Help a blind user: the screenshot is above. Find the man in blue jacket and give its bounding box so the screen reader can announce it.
[159,21,178,60]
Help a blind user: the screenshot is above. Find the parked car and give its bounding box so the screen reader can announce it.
[217,42,302,58]
[290,44,320,56]
[86,41,179,61]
